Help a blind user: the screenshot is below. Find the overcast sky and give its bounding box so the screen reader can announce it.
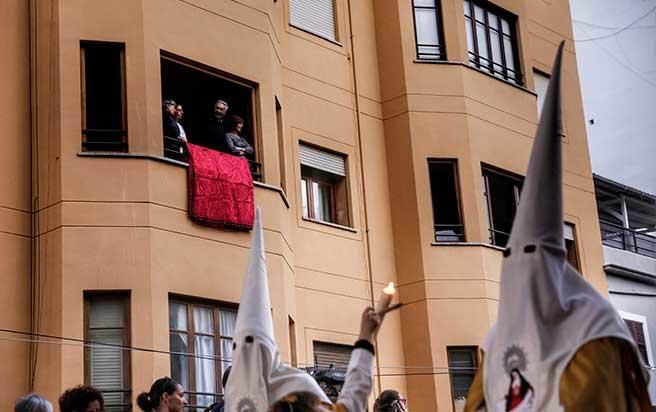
[569,0,656,194]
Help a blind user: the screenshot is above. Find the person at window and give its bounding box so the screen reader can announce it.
[174,103,187,143]
[58,385,104,412]
[162,99,180,139]
[136,377,188,412]
[268,307,383,412]
[374,390,408,412]
[205,99,229,152]
[224,114,253,157]
[15,393,53,412]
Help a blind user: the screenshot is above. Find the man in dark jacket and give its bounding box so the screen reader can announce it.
[204,366,231,412]
[205,99,229,152]
[162,100,180,138]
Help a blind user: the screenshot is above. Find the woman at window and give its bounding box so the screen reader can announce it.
[136,377,188,412]
[224,114,254,157]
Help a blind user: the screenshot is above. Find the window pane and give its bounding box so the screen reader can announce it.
[414,0,436,6]
[221,338,234,377]
[415,9,440,47]
[504,36,516,73]
[448,348,477,402]
[170,332,190,391]
[89,298,124,328]
[474,5,485,22]
[195,335,217,408]
[476,22,490,66]
[464,0,471,16]
[169,302,188,330]
[219,309,237,337]
[313,182,333,222]
[465,17,475,54]
[301,179,309,218]
[429,161,464,242]
[194,306,214,335]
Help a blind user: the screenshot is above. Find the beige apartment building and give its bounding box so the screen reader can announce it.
[1,0,607,411]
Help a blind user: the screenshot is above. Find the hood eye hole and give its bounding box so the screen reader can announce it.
[524,244,536,253]
[503,248,511,257]
[245,336,254,343]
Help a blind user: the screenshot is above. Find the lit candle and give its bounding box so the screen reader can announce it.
[376,282,396,313]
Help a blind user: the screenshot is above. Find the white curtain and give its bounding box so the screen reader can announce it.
[219,310,238,379]
[194,307,216,408]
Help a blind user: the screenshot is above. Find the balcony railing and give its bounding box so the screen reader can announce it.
[434,224,466,242]
[600,220,656,259]
[163,136,262,182]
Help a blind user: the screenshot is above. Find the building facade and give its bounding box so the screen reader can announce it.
[594,174,656,405]
[1,0,607,411]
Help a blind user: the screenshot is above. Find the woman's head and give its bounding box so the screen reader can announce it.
[269,391,331,412]
[58,385,104,412]
[15,394,53,412]
[374,390,407,412]
[136,377,186,412]
[224,114,244,134]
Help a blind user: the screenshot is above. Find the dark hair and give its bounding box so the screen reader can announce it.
[374,390,402,412]
[58,385,104,412]
[162,99,176,109]
[136,377,179,411]
[269,391,321,412]
[224,114,244,132]
[15,393,53,412]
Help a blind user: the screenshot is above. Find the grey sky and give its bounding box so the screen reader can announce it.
[569,0,656,194]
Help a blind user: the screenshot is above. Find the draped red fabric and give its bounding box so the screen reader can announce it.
[186,143,254,231]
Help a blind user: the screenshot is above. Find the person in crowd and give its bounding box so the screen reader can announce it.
[14,393,53,412]
[58,385,104,412]
[174,103,187,143]
[205,99,229,152]
[373,390,408,412]
[162,100,180,139]
[136,377,187,412]
[204,366,232,412]
[268,306,383,412]
[224,114,254,157]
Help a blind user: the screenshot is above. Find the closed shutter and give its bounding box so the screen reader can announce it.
[447,348,478,399]
[313,341,352,372]
[564,223,574,241]
[299,144,346,176]
[624,319,649,365]
[290,0,336,41]
[88,296,126,408]
[534,71,550,117]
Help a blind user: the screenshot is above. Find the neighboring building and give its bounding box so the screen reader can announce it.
[1,1,604,411]
[594,174,656,404]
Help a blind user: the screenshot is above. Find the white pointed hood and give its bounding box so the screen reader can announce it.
[225,208,330,412]
[482,43,645,411]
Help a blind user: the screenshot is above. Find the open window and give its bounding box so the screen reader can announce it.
[429,159,465,242]
[299,143,350,227]
[160,53,261,180]
[564,223,580,271]
[482,165,524,247]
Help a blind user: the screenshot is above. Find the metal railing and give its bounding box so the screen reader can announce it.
[163,136,262,182]
[434,224,466,242]
[600,220,656,259]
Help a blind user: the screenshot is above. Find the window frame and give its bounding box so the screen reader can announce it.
[447,346,479,409]
[533,68,551,117]
[168,296,238,410]
[428,158,466,242]
[412,0,447,61]
[564,222,581,271]
[83,291,132,411]
[481,164,524,247]
[80,40,128,153]
[463,0,522,85]
[288,0,339,43]
[619,311,654,367]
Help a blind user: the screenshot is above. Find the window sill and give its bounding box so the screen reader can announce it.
[302,216,357,233]
[77,151,290,209]
[412,59,536,96]
[431,241,505,252]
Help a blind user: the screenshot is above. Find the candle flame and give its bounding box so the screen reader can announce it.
[383,282,395,295]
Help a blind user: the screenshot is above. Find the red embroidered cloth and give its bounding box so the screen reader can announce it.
[186,143,254,231]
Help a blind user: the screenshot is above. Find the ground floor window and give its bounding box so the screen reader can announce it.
[169,297,237,410]
[447,347,478,412]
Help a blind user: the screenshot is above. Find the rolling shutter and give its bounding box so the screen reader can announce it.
[624,319,649,365]
[290,0,337,41]
[564,223,574,241]
[534,71,550,116]
[299,144,346,176]
[313,341,352,372]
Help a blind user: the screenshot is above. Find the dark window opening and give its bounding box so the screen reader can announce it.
[412,0,447,61]
[464,0,522,85]
[84,292,131,411]
[448,347,478,410]
[429,159,465,242]
[482,165,524,247]
[169,297,238,411]
[276,98,286,192]
[160,54,261,181]
[300,144,350,227]
[311,341,353,402]
[564,223,580,271]
[81,41,127,152]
